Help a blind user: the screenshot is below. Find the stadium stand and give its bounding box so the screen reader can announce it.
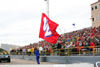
[10,26,100,56]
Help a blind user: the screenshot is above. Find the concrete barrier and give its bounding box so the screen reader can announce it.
[11,55,47,62]
[11,55,100,64]
[11,55,24,59]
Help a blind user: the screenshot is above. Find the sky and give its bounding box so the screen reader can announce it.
[0,0,97,46]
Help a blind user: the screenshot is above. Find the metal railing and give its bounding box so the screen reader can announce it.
[10,45,100,56]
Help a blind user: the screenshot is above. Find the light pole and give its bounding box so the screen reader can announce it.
[44,0,49,17]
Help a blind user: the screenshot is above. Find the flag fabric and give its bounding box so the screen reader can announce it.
[39,13,59,44]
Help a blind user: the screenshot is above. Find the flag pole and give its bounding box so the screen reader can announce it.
[44,0,49,17]
[47,0,49,17]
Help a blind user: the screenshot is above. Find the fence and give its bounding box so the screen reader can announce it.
[10,46,100,56]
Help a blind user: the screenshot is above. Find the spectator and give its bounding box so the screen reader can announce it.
[57,41,61,49]
[28,48,31,56]
[22,48,26,55]
[31,47,34,55]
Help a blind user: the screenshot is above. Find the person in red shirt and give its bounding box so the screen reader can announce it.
[89,41,96,51]
[75,40,80,51]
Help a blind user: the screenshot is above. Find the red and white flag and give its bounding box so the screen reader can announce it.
[39,13,59,44]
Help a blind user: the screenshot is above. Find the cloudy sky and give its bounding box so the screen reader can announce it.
[0,0,97,46]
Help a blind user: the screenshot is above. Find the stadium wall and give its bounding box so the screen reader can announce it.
[11,55,100,64]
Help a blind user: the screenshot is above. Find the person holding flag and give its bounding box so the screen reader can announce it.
[34,46,40,64]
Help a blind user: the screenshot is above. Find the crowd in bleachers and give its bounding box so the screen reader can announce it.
[10,26,100,56]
